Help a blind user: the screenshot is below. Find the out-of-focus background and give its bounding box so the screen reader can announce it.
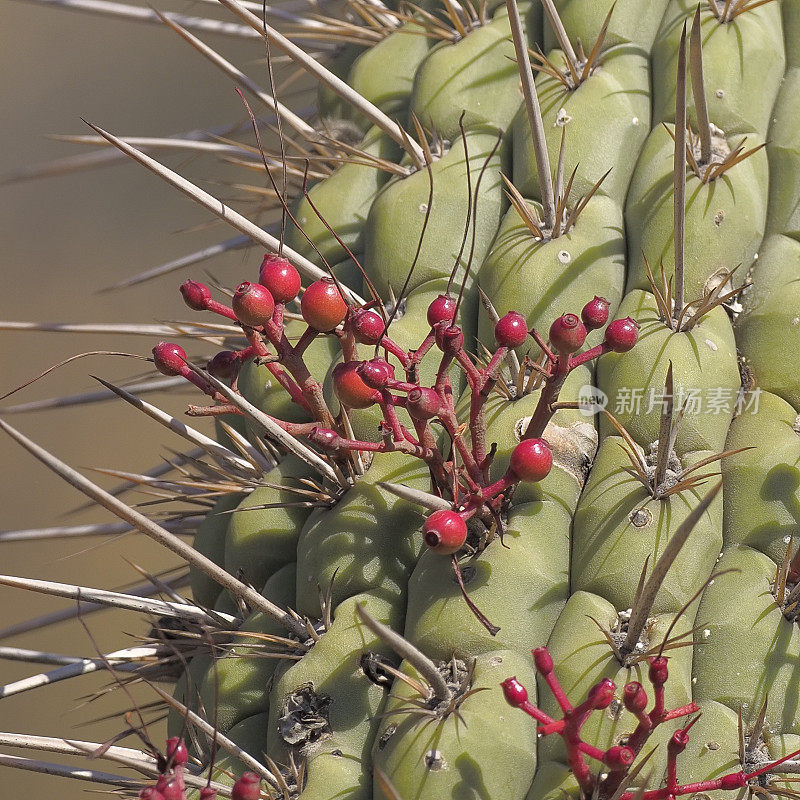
[0,3,296,795]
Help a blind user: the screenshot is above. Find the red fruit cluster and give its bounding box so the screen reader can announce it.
[539,300,640,372]
[501,649,799,799]
[137,739,208,800]
[134,739,269,800]
[159,254,642,633]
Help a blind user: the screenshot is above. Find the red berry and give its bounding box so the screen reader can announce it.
[427,294,456,327]
[139,789,165,800]
[152,342,187,376]
[259,254,301,304]
[301,277,348,331]
[200,789,218,799]
[604,317,639,352]
[350,308,385,345]
[356,358,394,389]
[232,772,261,800]
[532,647,553,674]
[166,737,188,767]
[581,296,610,331]
[207,350,238,381]
[501,676,529,708]
[407,387,441,421]
[669,729,690,754]
[180,279,212,311]
[587,677,616,709]
[623,681,648,713]
[549,313,587,354]
[604,745,635,769]
[422,509,467,554]
[233,281,275,328]
[649,656,668,686]
[719,773,748,790]
[494,311,528,348]
[509,438,553,483]
[332,361,380,409]
[434,321,464,354]
[155,775,184,800]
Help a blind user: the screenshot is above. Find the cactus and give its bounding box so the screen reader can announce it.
[3,0,800,798]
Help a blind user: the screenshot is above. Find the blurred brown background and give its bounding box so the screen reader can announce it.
[0,3,286,795]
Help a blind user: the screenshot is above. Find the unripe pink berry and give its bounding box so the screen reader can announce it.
[604,317,639,352]
[549,313,587,354]
[166,737,188,767]
[509,438,553,483]
[532,647,553,674]
[581,296,610,331]
[232,772,262,800]
[301,277,348,331]
[207,350,238,381]
[180,279,212,311]
[332,361,380,409]
[494,311,529,348]
[587,678,616,709]
[357,358,394,390]
[259,254,301,304]
[350,308,385,345]
[200,789,218,799]
[501,677,529,708]
[152,342,187,376]
[427,294,456,327]
[233,281,275,328]
[407,387,441,421]
[422,510,467,554]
